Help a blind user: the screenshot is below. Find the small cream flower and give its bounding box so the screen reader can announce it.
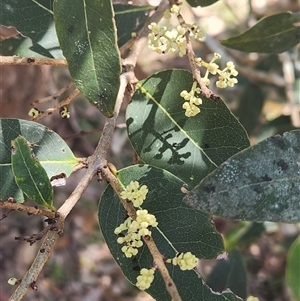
[180,81,202,117]
[120,181,148,207]
[148,22,187,56]
[136,209,158,228]
[167,252,198,270]
[227,77,238,87]
[216,60,239,88]
[195,53,238,89]
[114,209,158,258]
[136,268,155,290]
[170,4,180,15]
[216,79,228,89]
[163,10,171,19]
[207,62,219,75]
[121,245,139,258]
[182,102,200,117]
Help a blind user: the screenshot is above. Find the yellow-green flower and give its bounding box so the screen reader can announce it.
[136,268,155,290]
[167,251,198,270]
[120,181,148,207]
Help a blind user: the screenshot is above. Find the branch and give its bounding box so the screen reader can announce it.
[15,222,58,245]
[144,237,181,301]
[176,11,214,99]
[31,89,80,121]
[8,2,181,300]
[100,166,182,301]
[0,55,67,67]
[185,34,213,98]
[0,201,56,219]
[9,74,128,301]
[8,228,59,301]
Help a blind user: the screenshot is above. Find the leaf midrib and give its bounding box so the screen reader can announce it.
[138,83,218,167]
[14,139,47,203]
[216,176,300,195]
[83,0,99,92]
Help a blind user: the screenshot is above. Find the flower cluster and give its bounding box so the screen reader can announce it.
[148,23,187,57]
[216,61,238,88]
[148,4,203,57]
[114,209,158,258]
[166,252,198,271]
[247,297,260,301]
[180,81,202,117]
[136,268,155,290]
[195,53,238,88]
[120,181,148,207]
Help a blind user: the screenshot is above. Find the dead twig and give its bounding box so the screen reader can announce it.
[0,56,67,67]
[31,82,74,105]
[31,89,80,121]
[0,201,56,219]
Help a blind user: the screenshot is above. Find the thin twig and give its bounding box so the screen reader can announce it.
[31,82,74,105]
[0,201,56,219]
[8,228,59,301]
[32,89,80,121]
[185,35,213,98]
[100,167,137,220]
[15,223,57,246]
[0,56,67,66]
[144,237,181,301]
[176,12,214,98]
[71,159,88,173]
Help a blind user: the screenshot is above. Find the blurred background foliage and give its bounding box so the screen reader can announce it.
[0,0,299,300]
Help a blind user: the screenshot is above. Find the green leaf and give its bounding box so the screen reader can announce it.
[126,69,249,189]
[0,0,63,58]
[0,118,79,202]
[286,235,300,301]
[11,136,54,210]
[221,12,300,54]
[53,0,121,117]
[184,130,300,223]
[0,35,53,58]
[99,164,242,301]
[225,222,265,252]
[236,83,265,134]
[206,250,247,300]
[0,1,151,58]
[114,4,152,48]
[185,0,219,8]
